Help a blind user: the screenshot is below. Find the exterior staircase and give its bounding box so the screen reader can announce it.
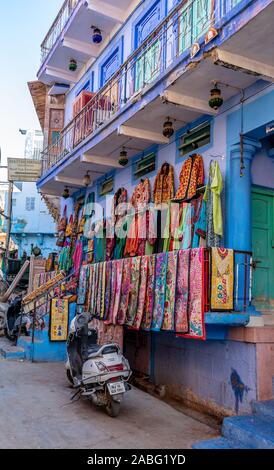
[193,400,274,449]
[0,337,25,360]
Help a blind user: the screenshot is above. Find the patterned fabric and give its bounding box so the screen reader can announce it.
[90,319,124,351]
[181,248,206,340]
[131,256,149,330]
[112,259,123,325]
[96,262,103,318]
[78,265,89,305]
[126,257,141,326]
[117,258,132,325]
[151,252,167,331]
[91,263,99,317]
[103,261,112,321]
[105,260,117,324]
[153,163,175,205]
[205,160,222,247]
[162,251,178,331]
[211,248,234,310]
[141,254,156,331]
[87,264,95,312]
[100,262,107,319]
[175,249,190,333]
[109,187,128,260]
[174,154,204,201]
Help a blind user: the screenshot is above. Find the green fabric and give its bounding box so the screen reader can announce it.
[204,161,223,237]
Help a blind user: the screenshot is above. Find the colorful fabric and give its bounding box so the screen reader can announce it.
[78,265,89,305]
[141,254,156,331]
[50,298,69,342]
[91,262,99,317]
[87,264,94,312]
[175,249,190,333]
[103,261,112,321]
[205,160,222,247]
[153,162,175,205]
[117,258,132,325]
[174,154,204,201]
[131,256,149,330]
[100,262,107,319]
[211,248,234,310]
[162,251,178,331]
[126,257,141,326]
[151,252,167,331]
[90,319,124,351]
[73,240,83,274]
[112,259,123,325]
[105,260,117,324]
[181,248,206,340]
[96,262,103,318]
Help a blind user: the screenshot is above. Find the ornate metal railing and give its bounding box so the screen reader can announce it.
[41,0,80,64]
[41,0,244,174]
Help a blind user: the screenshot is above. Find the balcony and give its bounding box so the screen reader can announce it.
[39,0,274,193]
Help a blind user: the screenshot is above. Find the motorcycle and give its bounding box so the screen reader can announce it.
[4,295,31,342]
[66,312,132,417]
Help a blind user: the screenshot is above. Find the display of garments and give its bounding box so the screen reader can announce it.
[211,248,234,310]
[153,162,175,204]
[100,262,107,319]
[94,220,106,262]
[126,257,141,326]
[141,254,156,331]
[78,265,89,305]
[103,261,112,321]
[58,246,73,272]
[131,256,148,330]
[204,160,223,247]
[112,259,123,325]
[73,240,83,274]
[109,188,128,260]
[162,251,178,331]
[175,249,190,333]
[151,252,167,331]
[117,258,131,325]
[174,154,204,201]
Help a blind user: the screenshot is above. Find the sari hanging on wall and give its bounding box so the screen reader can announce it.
[181,248,206,340]
[117,258,132,325]
[211,248,234,311]
[78,265,89,305]
[87,264,94,312]
[131,256,149,330]
[151,252,167,331]
[90,262,99,317]
[126,257,141,326]
[100,262,107,319]
[112,259,123,325]
[141,254,156,331]
[175,249,190,333]
[103,261,112,321]
[162,251,178,331]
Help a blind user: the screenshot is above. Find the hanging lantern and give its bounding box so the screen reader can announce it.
[119,148,128,166]
[163,117,174,138]
[208,83,223,110]
[63,187,70,199]
[69,59,77,72]
[83,171,92,187]
[92,27,103,44]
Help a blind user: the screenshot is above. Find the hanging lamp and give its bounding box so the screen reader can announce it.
[83,171,92,187]
[119,147,128,166]
[163,117,174,138]
[208,83,223,110]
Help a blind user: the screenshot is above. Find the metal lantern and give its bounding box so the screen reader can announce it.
[119,148,128,166]
[92,27,103,44]
[69,59,77,72]
[63,187,70,199]
[83,171,92,187]
[163,117,174,138]
[208,84,223,110]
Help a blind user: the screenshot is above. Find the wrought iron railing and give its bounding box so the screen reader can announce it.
[41,0,245,175]
[41,0,80,64]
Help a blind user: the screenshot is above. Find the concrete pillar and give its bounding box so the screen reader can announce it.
[230,138,262,252]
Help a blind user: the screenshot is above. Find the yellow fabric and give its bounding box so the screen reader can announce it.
[211,248,234,311]
[204,161,223,237]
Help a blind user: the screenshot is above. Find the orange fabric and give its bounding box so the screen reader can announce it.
[153,163,174,204]
[174,154,204,201]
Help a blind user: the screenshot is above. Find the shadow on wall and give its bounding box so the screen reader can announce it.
[230,368,251,414]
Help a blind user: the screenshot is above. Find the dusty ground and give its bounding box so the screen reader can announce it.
[0,359,218,449]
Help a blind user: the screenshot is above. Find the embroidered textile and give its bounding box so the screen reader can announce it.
[117,258,132,325]
[151,252,167,331]
[162,251,178,331]
[126,257,141,326]
[153,163,175,205]
[211,248,234,310]
[175,249,190,333]
[174,154,204,201]
[131,256,149,330]
[141,254,156,331]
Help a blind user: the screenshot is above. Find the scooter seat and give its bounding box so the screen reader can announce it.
[87,344,101,357]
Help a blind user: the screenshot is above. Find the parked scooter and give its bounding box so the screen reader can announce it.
[4,295,31,341]
[66,312,132,417]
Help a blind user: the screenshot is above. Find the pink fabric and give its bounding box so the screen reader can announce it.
[131,256,149,330]
[175,249,190,333]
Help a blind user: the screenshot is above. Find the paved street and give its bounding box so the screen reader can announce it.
[0,359,217,449]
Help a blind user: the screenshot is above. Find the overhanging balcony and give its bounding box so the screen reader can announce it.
[39,0,274,195]
[38,0,136,85]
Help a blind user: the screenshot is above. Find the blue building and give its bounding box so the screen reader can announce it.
[32,0,274,417]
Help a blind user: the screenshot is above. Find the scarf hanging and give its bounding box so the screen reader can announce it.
[78,265,89,305]
[162,251,178,331]
[100,262,107,319]
[105,260,117,324]
[151,252,167,331]
[87,264,94,312]
[175,249,190,333]
[117,258,132,325]
[103,261,112,321]
[131,256,149,330]
[112,259,124,325]
[91,262,99,317]
[211,248,234,311]
[95,262,103,318]
[126,257,141,326]
[141,254,156,331]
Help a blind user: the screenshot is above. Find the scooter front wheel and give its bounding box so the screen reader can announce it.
[106,395,121,418]
[66,369,74,385]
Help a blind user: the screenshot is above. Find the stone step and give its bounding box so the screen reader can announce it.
[252,400,274,419]
[223,415,274,449]
[0,337,25,360]
[192,437,248,449]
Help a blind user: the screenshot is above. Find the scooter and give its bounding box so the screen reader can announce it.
[66,312,132,417]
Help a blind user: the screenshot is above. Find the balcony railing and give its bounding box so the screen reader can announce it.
[41,0,80,64]
[41,0,244,175]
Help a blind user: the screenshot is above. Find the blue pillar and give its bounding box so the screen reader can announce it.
[230,138,262,252]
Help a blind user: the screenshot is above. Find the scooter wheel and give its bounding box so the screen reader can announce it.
[106,396,121,418]
[66,369,74,385]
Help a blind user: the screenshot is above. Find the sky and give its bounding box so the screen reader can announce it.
[0,0,63,172]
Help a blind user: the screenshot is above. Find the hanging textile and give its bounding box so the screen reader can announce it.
[58,247,73,272]
[95,262,103,318]
[94,220,106,262]
[100,262,107,319]
[109,188,128,260]
[175,249,190,333]
[181,248,206,340]
[73,240,83,275]
[162,251,178,331]
[91,262,100,317]
[174,154,205,201]
[112,259,123,325]
[125,257,141,326]
[180,204,192,250]
[131,256,149,330]
[192,197,207,248]
[50,298,69,342]
[204,160,223,247]
[211,248,234,311]
[117,258,132,325]
[78,265,89,305]
[87,264,95,312]
[90,319,124,350]
[141,254,156,331]
[103,261,112,321]
[151,252,167,331]
[153,162,175,204]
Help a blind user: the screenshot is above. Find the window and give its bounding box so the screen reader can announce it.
[178,121,211,157]
[25,197,35,211]
[100,38,124,87]
[98,177,114,197]
[133,152,156,181]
